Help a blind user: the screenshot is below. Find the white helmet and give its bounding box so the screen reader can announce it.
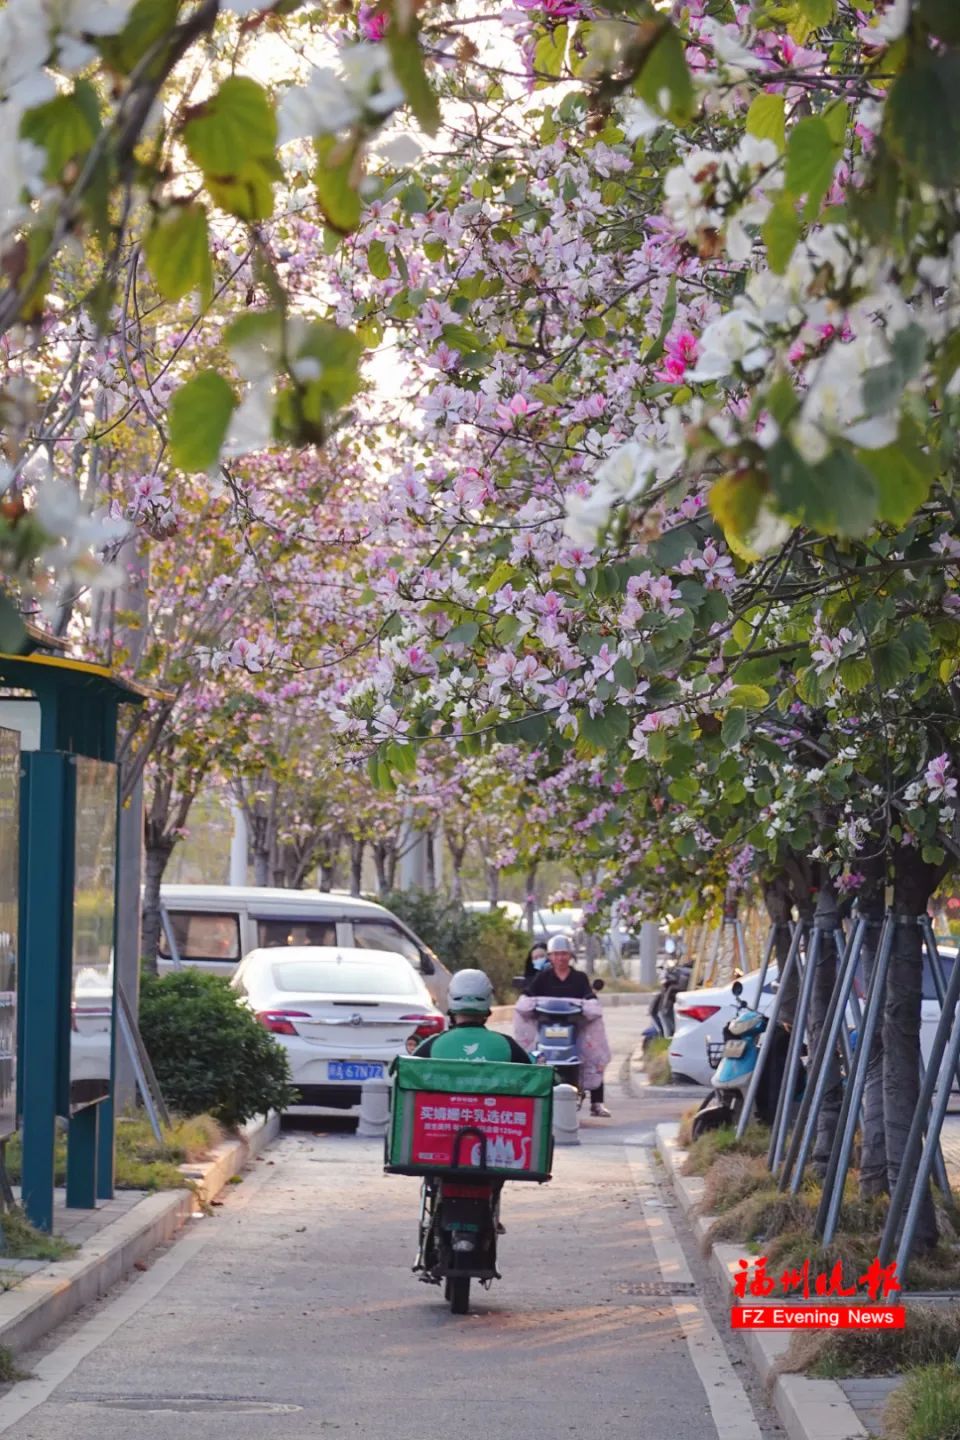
[447,969,495,1015]
[547,932,575,954]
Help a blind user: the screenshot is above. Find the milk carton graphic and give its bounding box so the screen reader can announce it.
[468,1135,531,1169]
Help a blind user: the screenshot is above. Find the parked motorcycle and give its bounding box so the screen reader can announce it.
[691,979,767,1139]
[647,955,693,1045]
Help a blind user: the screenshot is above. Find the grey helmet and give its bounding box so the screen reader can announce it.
[447,969,495,1015]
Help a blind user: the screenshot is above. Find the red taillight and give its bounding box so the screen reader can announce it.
[676,1004,721,1023]
[440,1182,493,1199]
[401,1013,445,1042]
[256,1010,310,1036]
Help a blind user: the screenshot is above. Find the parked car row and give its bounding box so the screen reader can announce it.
[668,940,960,1088]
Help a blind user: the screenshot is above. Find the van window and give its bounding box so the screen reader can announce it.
[257,919,337,949]
[351,920,421,966]
[159,912,241,962]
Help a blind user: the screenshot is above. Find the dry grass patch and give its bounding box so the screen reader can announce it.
[779,1305,960,1381]
[682,1122,770,1177]
[643,1037,673,1086]
[700,1154,776,1216]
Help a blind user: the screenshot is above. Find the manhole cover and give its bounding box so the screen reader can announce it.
[93,1397,303,1414]
[620,1281,698,1296]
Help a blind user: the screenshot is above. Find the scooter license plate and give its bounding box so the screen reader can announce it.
[544,1025,571,1039]
[723,1039,747,1059]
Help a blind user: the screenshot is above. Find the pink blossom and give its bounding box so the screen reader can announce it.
[494,393,543,430]
[657,330,699,383]
[925,753,957,804]
[358,5,387,41]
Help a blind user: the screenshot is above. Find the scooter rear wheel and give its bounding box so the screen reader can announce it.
[448,1276,470,1314]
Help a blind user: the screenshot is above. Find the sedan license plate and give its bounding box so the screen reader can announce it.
[723,1039,747,1059]
[544,1025,571,1039]
[328,1062,385,1081]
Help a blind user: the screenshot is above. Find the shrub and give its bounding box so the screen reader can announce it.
[139,971,296,1128]
[379,890,529,1001]
[884,1363,960,1440]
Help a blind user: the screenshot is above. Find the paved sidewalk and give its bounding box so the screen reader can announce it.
[0,1190,147,1287]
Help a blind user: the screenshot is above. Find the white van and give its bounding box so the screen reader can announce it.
[156,885,451,1009]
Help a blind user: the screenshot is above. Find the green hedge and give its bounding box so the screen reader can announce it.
[139,971,296,1128]
[379,891,529,1002]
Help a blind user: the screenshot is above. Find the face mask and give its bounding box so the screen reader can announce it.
[533,955,548,970]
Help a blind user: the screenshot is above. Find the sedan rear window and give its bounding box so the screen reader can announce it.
[257,919,337,948]
[271,960,420,995]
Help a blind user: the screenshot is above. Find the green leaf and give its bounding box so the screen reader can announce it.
[314,134,362,234]
[633,21,695,125]
[747,93,785,151]
[385,25,440,135]
[184,77,276,176]
[767,441,879,538]
[724,684,769,711]
[860,441,934,527]
[799,0,835,22]
[762,192,802,272]
[534,25,568,80]
[206,157,280,221]
[838,655,872,694]
[645,274,677,365]
[142,204,213,306]
[871,639,912,690]
[21,87,100,181]
[784,116,841,219]
[709,470,764,554]
[445,622,480,646]
[99,0,181,75]
[918,0,960,40]
[401,184,430,215]
[721,708,748,747]
[168,372,235,472]
[367,239,391,281]
[885,50,960,190]
[290,321,364,417]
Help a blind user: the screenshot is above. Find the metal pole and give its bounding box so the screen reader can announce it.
[894,998,960,1281]
[752,925,777,1012]
[736,922,804,1139]
[735,918,750,975]
[816,913,894,1243]
[879,917,960,1265]
[769,927,820,1176]
[705,922,723,988]
[158,902,182,972]
[920,915,960,1093]
[783,919,866,1194]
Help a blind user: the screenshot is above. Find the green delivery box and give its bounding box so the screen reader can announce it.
[386,1057,554,1181]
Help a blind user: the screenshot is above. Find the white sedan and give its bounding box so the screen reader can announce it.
[669,943,960,1088]
[231,946,445,1115]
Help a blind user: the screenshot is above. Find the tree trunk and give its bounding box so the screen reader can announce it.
[320,858,337,890]
[882,848,947,1250]
[425,828,436,893]
[253,848,270,886]
[141,840,174,974]
[810,879,842,1174]
[349,838,364,896]
[486,863,500,906]
[858,855,888,1200]
[525,865,537,934]
[446,833,467,900]
[384,842,398,892]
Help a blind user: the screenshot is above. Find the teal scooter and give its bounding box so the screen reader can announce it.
[691,980,767,1140]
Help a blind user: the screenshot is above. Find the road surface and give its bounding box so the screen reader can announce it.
[0,1009,782,1440]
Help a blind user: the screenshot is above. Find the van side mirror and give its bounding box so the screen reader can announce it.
[732,980,743,998]
[419,953,435,976]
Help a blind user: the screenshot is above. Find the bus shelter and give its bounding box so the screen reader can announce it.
[0,650,150,1231]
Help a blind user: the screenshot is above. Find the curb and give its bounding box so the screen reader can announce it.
[0,1111,280,1358]
[655,1122,868,1440]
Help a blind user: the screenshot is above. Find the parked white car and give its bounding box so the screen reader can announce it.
[231,946,445,1116]
[668,943,960,1088]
